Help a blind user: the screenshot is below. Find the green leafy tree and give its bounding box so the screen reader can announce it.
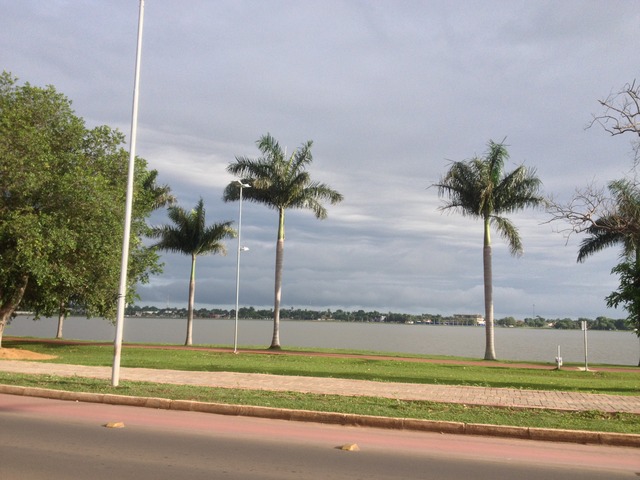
[51,133,175,338]
[497,316,517,327]
[553,319,580,329]
[591,316,618,331]
[0,73,167,346]
[60,184,171,336]
[149,198,235,345]
[434,140,543,360]
[224,133,343,349]
[606,260,640,344]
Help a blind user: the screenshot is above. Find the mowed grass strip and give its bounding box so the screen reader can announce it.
[3,340,639,395]
[0,371,638,434]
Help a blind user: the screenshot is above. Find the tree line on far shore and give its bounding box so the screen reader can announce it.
[120,305,633,331]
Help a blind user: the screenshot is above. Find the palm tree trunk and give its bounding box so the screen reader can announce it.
[483,217,497,360]
[56,300,65,339]
[270,208,285,349]
[185,254,197,346]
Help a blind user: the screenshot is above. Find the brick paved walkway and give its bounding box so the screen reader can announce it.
[1,360,639,414]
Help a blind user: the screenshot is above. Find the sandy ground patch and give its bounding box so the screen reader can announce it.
[0,348,57,360]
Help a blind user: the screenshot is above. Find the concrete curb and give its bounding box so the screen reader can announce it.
[2,384,638,448]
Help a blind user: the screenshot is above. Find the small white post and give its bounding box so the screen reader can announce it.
[233,182,250,354]
[581,320,589,371]
[555,345,562,369]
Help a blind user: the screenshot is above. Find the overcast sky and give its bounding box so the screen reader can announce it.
[2,1,639,319]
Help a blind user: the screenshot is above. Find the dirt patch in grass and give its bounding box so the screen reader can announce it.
[0,348,56,360]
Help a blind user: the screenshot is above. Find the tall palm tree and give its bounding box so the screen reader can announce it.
[434,140,543,360]
[149,198,235,345]
[224,133,343,349]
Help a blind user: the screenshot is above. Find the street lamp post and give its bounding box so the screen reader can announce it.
[234,182,250,353]
[112,0,145,387]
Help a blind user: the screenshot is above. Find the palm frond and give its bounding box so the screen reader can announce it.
[434,139,542,257]
[491,215,523,256]
[577,216,628,262]
[150,198,236,258]
[290,140,314,172]
[224,133,342,215]
[141,169,176,209]
[494,165,544,213]
[485,140,509,186]
[576,179,640,262]
[257,133,283,160]
[196,221,236,256]
[435,160,483,218]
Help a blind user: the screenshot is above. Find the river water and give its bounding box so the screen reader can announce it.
[5,315,639,366]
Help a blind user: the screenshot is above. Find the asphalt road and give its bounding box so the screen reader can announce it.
[1,394,638,480]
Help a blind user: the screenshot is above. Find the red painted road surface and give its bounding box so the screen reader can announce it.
[1,393,638,479]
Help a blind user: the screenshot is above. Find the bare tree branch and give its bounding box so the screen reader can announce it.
[590,80,640,136]
[548,82,640,244]
[544,182,615,242]
[589,80,640,164]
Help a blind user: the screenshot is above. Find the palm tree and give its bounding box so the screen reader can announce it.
[434,140,543,360]
[149,198,235,345]
[224,133,343,349]
[577,179,640,364]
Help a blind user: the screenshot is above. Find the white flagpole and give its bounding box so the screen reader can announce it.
[112,0,145,387]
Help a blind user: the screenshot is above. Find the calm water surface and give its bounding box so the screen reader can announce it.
[6,315,639,366]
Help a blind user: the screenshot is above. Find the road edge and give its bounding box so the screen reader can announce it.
[1,384,638,448]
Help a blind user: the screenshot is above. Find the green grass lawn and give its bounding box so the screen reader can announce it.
[5,339,638,395]
[1,339,639,434]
